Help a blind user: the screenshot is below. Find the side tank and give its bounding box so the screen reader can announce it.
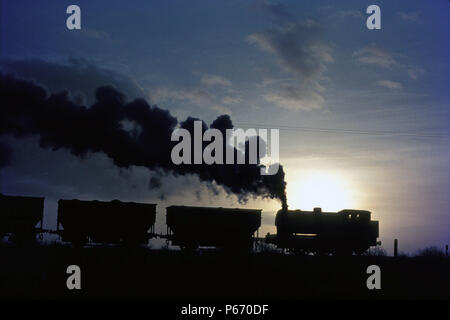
[269,207,379,254]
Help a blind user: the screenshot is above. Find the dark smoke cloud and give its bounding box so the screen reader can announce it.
[0,74,286,205]
[0,140,12,167]
[0,58,145,104]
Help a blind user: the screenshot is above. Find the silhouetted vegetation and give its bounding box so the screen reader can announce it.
[397,251,409,258]
[255,241,279,253]
[415,246,446,257]
[363,246,387,256]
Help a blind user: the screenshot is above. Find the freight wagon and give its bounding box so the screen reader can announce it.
[57,199,157,245]
[0,194,44,243]
[166,205,261,250]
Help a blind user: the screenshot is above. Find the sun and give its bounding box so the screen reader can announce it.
[287,170,356,212]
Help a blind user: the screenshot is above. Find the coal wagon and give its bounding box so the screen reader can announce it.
[0,193,44,243]
[57,199,156,245]
[166,206,261,250]
[266,207,379,255]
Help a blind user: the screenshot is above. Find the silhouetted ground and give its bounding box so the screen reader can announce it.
[0,244,448,300]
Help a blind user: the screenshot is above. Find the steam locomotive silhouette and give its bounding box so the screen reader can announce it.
[0,193,379,255]
[266,207,379,255]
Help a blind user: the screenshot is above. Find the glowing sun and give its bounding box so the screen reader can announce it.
[287,170,356,212]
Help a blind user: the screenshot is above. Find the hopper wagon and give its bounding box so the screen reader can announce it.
[0,193,44,243]
[57,199,157,245]
[166,205,261,250]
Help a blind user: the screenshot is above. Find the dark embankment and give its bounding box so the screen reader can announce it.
[0,245,448,300]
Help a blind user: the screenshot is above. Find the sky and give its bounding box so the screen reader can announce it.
[0,0,449,253]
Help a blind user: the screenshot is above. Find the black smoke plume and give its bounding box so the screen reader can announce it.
[0,74,287,205]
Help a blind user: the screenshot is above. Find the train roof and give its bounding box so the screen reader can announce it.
[278,208,371,215]
[58,199,157,206]
[0,193,45,201]
[338,209,371,214]
[166,205,261,213]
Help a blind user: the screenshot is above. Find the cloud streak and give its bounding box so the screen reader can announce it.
[152,87,215,106]
[248,21,333,80]
[200,74,232,87]
[398,12,421,23]
[377,80,403,90]
[353,45,396,68]
[248,19,333,111]
[263,85,324,111]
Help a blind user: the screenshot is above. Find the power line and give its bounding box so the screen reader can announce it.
[234,122,450,139]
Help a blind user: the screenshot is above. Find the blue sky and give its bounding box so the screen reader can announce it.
[1,0,449,252]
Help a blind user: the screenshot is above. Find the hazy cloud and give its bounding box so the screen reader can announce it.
[335,9,364,19]
[264,85,324,111]
[407,66,425,80]
[151,86,234,116]
[151,74,236,115]
[200,74,232,87]
[377,80,403,90]
[81,28,110,40]
[398,12,421,23]
[248,19,332,111]
[151,87,214,106]
[248,21,333,79]
[221,96,241,105]
[353,45,396,68]
[211,104,232,115]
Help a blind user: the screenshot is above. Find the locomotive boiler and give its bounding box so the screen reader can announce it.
[266,207,379,255]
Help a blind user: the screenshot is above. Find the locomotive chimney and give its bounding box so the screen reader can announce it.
[313,207,322,213]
